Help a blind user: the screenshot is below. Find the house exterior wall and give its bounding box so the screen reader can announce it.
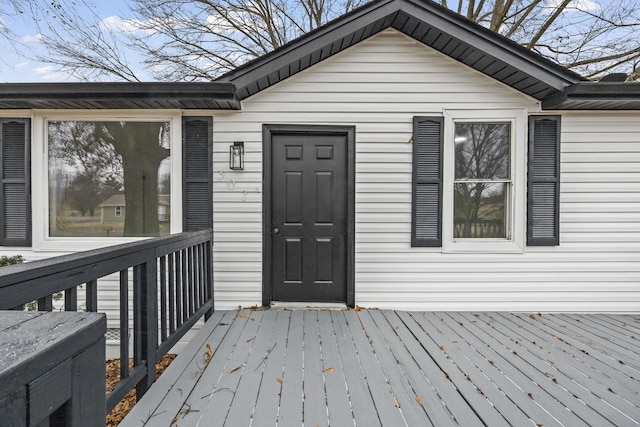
[1,30,639,319]
[101,206,124,224]
[211,29,640,311]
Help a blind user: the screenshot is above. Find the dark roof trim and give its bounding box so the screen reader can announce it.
[0,82,241,110]
[542,82,640,110]
[217,0,584,100]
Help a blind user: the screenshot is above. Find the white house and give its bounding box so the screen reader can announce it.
[1,0,639,323]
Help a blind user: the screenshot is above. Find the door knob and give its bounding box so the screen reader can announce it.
[273,227,280,235]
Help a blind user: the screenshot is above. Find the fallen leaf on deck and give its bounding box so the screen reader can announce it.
[415,396,423,406]
[323,367,335,373]
[276,377,283,384]
[228,365,243,374]
[204,343,212,364]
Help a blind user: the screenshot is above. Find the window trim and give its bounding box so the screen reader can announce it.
[442,109,526,253]
[32,111,183,251]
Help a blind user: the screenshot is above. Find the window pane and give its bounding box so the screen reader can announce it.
[454,182,506,238]
[455,122,510,180]
[48,121,171,237]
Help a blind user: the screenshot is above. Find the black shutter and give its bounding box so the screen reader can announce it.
[182,117,213,231]
[0,119,31,247]
[527,115,560,246]
[411,116,443,247]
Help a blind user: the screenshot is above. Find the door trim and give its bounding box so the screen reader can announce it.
[262,124,355,307]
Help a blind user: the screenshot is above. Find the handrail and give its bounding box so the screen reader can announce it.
[0,229,214,413]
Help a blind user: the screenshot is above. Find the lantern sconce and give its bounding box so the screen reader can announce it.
[229,141,244,170]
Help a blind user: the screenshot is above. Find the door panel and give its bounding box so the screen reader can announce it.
[270,132,348,303]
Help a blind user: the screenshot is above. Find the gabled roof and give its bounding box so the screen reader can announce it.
[0,0,637,111]
[217,0,586,102]
[0,82,240,110]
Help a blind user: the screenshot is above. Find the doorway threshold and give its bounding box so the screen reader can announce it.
[270,302,348,311]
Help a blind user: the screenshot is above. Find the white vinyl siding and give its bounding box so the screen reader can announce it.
[3,30,639,317]
[211,29,640,311]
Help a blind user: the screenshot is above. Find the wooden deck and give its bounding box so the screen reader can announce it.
[122,309,640,427]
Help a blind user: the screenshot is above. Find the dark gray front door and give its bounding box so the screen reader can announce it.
[267,127,353,303]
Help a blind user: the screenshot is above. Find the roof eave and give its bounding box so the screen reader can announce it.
[0,82,241,110]
[542,82,640,110]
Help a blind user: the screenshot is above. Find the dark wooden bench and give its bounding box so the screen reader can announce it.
[0,311,106,427]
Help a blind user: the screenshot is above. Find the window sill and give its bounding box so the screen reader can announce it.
[442,239,524,254]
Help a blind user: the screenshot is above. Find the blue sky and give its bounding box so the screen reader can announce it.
[1,0,132,82]
[0,0,622,83]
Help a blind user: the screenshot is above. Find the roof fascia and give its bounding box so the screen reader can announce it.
[396,0,584,90]
[542,82,640,110]
[217,0,399,88]
[0,82,241,110]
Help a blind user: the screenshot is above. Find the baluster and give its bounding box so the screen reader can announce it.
[160,256,168,342]
[37,295,53,311]
[181,249,188,322]
[168,253,176,334]
[86,280,98,312]
[120,269,129,382]
[65,287,78,311]
[187,246,194,316]
[175,251,182,328]
[198,243,204,308]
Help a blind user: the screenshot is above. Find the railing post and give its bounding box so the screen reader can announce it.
[205,230,214,320]
[134,257,158,398]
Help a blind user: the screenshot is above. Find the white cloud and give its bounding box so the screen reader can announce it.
[14,62,28,69]
[32,65,69,80]
[99,15,142,34]
[23,33,43,43]
[547,0,601,12]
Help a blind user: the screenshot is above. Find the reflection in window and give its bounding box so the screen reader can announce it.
[48,121,171,237]
[453,122,510,239]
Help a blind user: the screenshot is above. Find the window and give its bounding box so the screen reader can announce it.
[47,120,171,238]
[443,111,525,252]
[8,114,212,251]
[412,111,560,251]
[453,122,511,240]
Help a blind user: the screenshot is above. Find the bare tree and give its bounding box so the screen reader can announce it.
[440,0,640,81]
[7,0,640,81]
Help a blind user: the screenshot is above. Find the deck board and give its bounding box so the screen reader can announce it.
[398,311,510,426]
[315,311,359,426]
[122,310,640,427]
[456,312,617,426]
[489,312,640,425]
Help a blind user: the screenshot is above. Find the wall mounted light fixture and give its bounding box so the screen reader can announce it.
[229,141,244,170]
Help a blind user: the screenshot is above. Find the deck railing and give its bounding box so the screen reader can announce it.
[454,219,504,238]
[0,229,214,413]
